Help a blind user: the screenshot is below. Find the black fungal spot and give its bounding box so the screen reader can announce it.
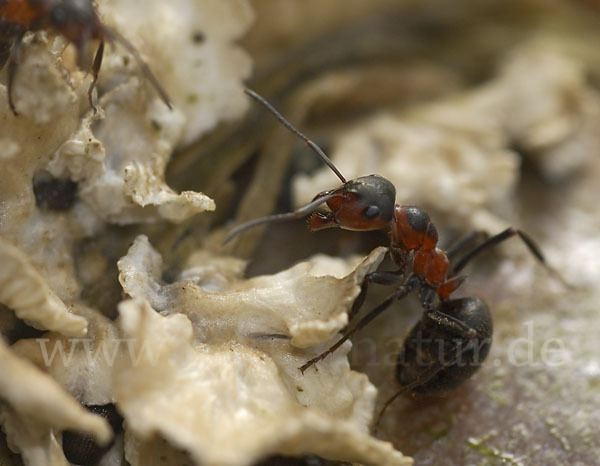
[192,31,205,44]
[151,119,162,131]
[32,173,78,211]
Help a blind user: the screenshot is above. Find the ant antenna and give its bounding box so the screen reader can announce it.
[244,89,346,184]
[223,192,340,244]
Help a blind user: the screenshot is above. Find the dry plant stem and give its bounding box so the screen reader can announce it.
[171,0,600,201]
[168,113,266,194]
[232,103,308,258]
[167,10,421,193]
[167,0,541,194]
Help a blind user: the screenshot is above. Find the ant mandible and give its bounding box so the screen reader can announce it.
[226,88,560,427]
[0,0,172,115]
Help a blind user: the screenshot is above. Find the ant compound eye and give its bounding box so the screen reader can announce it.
[363,205,380,219]
[344,175,396,223]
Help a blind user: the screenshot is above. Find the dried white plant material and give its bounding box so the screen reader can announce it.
[116,298,412,466]
[2,0,254,226]
[418,40,600,181]
[1,0,253,143]
[0,0,253,305]
[12,305,122,406]
[294,41,599,230]
[0,338,111,466]
[0,421,67,466]
[5,34,81,123]
[118,235,387,347]
[42,81,215,225]
[96,0,254,146]
[227,252,387,348]
[179,249,247,292]
[0,49,83,304]
[0,238,87,337]
[295,115,517,232]
[117,235,172,310]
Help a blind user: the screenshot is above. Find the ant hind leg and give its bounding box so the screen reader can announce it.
[446,230,488,260]
[450,227,569,287]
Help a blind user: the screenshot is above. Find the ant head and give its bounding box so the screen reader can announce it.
[223,90,396,244]
[309,175,396,231]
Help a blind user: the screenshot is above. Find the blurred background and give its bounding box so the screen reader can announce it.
[162,0,600,464]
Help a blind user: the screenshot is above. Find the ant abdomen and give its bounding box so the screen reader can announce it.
[395,297,493,396]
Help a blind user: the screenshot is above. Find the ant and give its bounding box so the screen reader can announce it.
[226,88,562,428]
[0,0,172,115]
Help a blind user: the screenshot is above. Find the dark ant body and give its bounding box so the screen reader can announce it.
[62,403,123,465]
[226,89,559,426]
[0,0,172,115]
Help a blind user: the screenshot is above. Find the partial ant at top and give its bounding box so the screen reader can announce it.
[0,0,172,115]
[226,88,564,428]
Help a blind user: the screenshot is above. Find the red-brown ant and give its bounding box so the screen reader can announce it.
[0,0,172,115]
[226,88,561,428]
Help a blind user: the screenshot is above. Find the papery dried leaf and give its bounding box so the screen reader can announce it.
[0,239,87,337]
[0,338,111,466]
[115,298,411,466]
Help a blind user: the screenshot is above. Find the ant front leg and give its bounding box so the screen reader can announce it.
[299,277,419,374]
[348,269,405,321]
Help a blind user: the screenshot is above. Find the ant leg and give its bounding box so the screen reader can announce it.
[372,363,446,434]
[372,335,481,433]
[451,227,544,274]
[0,40,10,70]
[375,298,492,432]
[348,270,404,321]
[299,278,419,374]
[421,230,486,302]
[424,308,478,340]
[88,40,104,113]
[450,227,568,286]
[446,230,488,260]
[6,33,24,116]
[431,275,467,303]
